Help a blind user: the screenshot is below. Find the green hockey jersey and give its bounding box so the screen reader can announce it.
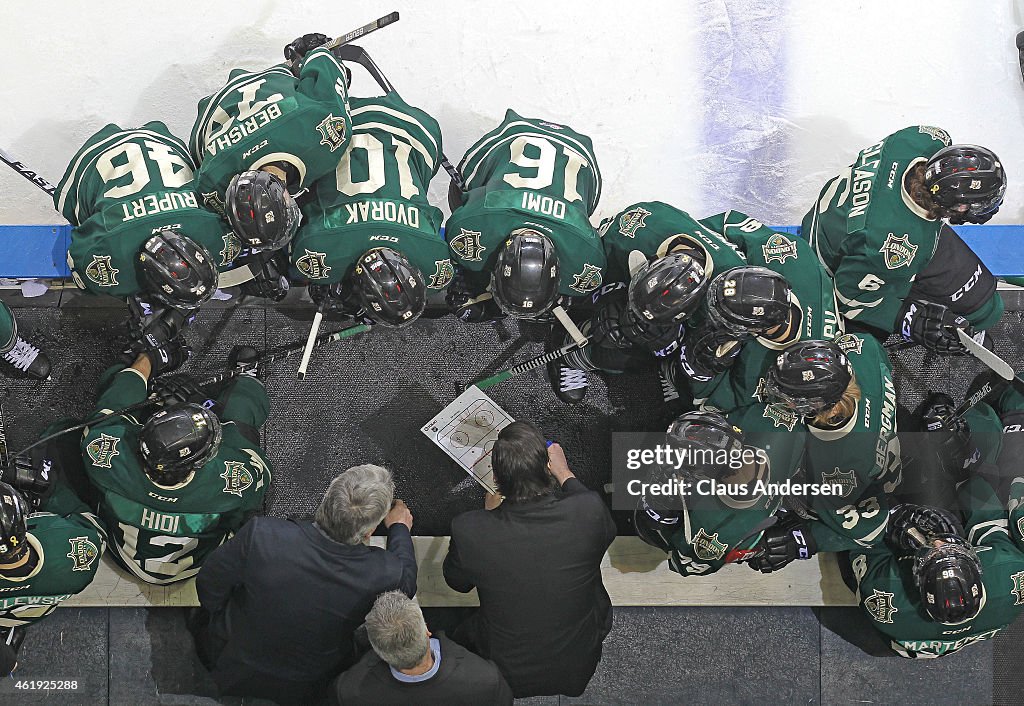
[0,301,15,353]
[82,367,271,584]
[54,122,241,296]
[851,473,1024,658]
[697,210,844,412]
[291,93,451,289]
[190,46,351,213]
[802,125,954,332]
[446,109,605,297]
[803,333,900,551]
[0,483,106,628]
[666,402,804,576]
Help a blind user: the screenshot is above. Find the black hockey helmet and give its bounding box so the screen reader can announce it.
[663,411,745,482]
[352,248,426,328]
[706,266,793,336]
[912,534,984,624]
[764,340,853,416]
[628,253,706,324]
[225,170,301,251]
[924,145,1006,225]
[491,229,560,318]
[0,482,29,563]
[139,403,223,486]
[136,231,218,310]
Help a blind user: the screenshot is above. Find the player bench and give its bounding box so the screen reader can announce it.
[65,536,859,608]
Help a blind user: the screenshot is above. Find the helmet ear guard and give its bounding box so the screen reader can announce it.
[225,170,302,252]
[490,229,560,318]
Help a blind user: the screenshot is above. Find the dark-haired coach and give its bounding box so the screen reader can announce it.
[442,420,616,698]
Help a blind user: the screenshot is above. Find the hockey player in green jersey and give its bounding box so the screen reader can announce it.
[546,201,751,403]
[82,348,271,584]
[634,408,804,577]
[291,92,451,326]
[747,335,900,571]
[846,383,1024,657]
[0,301,51,380]
[802,127,1005,352]
[445,110,604,322]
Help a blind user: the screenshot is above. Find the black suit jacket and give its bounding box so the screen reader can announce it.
[330,634,513,705]
[443,478,616,697]
[197,517,417,686]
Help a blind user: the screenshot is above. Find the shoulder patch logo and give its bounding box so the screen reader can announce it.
[762,403,798,432]
[692,528,727,561]
[762,233,798,264]
[618,207,652,238]
[1018,516,1024,542]
[86,433,121,469]
[880,233,918,270]
[315,113,348,152]
[918,125,952,146]
[449,228,486,262]
[219,232,242,267]
[570,263,603,293]
[833,333,864,355]
[85,255,120,287]
[295,249,332,280]
[821,468,858,498]
[220,460,254,497]
[1011,571,1024,605]
[67,536,100,572]
[864,589,899,623]
[202,191,225,218]
[428,258,455,289]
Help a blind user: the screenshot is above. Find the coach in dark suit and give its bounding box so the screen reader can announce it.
[192,464,417,705]
[331,590,513,705]
[443,421,617,697]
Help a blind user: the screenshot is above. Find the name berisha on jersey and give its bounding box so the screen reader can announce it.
[203,80,285,157]
[344,200,421,229]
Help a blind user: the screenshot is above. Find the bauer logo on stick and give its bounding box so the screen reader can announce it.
[316,114,349,151]
[618,207,652,238]
[450,228,486,261]
[879,233,918,270]
[761,233,798,264]
[221,461,254,497]
[865,589,898,623]
[85,255,120,287]
[66,536,100,572]
[86,433,121,468]
[296,249,332,280]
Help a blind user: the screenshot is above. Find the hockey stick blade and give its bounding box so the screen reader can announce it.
[326,12,399,50]
[957,328,1015,380]
[0,146,58,196]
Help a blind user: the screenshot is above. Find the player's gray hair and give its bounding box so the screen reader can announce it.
[315,464,394,545]
[365,591,430,671]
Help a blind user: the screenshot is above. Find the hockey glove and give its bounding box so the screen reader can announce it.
[239,252,291,302]
[678,326,746,383]
[152,375,209,407]
[916,392,979,481]
[1,456,54,510]
[284,32,330,62]
[747,521,817,573]
[145,336,191,377]
[899,300,988,355]
[886,503,964,553]
[633,499,676,553]
[126,294,194,353]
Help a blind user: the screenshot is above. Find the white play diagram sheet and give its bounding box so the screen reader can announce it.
[421,385,514,494]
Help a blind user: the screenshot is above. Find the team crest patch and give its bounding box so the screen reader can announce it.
[918,125,951,145]
[219,232,242,267]
[428,259,455,289]
[692,528,727,561]
[864,589,898,623]
[833,333,864,355]
[762,233,798,264]
[315,114,348,152]
[66,536,99,572]
[85,255,120,287]
[762,404,798,432]
[879,233,918,270]
[295,249,332,280]
[570,263,603,293]
[1018,516,1024,542]
[1012,571,1024,605]
[220,461,254,497]
[202,191,225,217]
[617,207,652,238]
[821,468,858,497]
[86,433,121,468]
[450,228,486,262]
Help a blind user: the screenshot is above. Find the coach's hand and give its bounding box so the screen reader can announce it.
[384,499,413,531]
[547,443,575,485]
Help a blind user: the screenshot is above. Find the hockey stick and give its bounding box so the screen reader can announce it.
[956,328,1015,381]
[0,390,9,469]
[465,335,592,391]
[0,147,58,196]
[334,44,466,191]
[6,322,371,460]
[297,302,326,380]
[325,11,400,50]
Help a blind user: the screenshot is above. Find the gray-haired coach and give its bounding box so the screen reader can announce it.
[191,464,417,705]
